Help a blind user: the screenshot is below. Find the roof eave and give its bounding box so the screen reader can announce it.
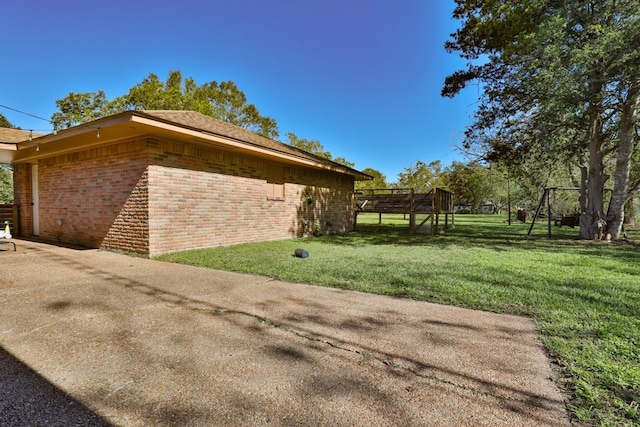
[11,111,371,180]
[129,112,369,179]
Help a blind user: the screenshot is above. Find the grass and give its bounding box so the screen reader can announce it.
[157,214,640,426]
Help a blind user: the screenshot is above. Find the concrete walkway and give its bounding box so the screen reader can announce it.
[0,240,570,426]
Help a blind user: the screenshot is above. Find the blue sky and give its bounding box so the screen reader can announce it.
[1,0,478,183]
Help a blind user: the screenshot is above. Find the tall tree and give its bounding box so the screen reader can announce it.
[51,91,118,130]
[442,161,497,212]
[285,132,355,168]
[285,132,331,159]
[0,114,16,203]
[0,165,12,203]
[0,113,17,129]
[332,157,356,168]
[52,71,279,139]
[355,168,387,190]
[396,160,444,190]
[443,0,640,240]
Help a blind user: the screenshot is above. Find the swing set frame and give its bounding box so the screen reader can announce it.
[528,187,580,238]
[528,186,612,238]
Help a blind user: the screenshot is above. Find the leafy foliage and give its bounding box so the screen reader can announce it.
[51,70,279,138]
[285,132,355,168]
[285,132,331,159]
[0,115,16,202]
[0,113,17,129]
[395,160,444,190]
[51,91,116,130]
[443,0,640,239]
[51,71,362,167]
[442,161,500,211]
[332,157,356,168]
[355,168,387,190]
[0,165,13,203]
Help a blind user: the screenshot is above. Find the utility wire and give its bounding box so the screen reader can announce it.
[0,103,53,123]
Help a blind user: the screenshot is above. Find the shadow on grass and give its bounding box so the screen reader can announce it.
[340,219,640,263]
[347,216,560,246]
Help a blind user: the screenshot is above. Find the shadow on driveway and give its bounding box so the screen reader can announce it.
[0,240,570,426]
[0,346,112,427]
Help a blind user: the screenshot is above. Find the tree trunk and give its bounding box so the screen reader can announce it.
[579,162,607,240]
[606,82,640,239]
[624,197,636,227]
[579,162,590,237]
[579,78,608,240]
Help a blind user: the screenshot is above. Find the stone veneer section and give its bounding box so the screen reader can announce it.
[14,136,355,256]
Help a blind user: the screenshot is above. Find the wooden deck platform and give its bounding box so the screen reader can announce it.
[354,188,454,234]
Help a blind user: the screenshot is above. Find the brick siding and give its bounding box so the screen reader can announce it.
[146,138,355,255]
[12,163,32,237]
[14,138,150,252]
[13,136,356,256]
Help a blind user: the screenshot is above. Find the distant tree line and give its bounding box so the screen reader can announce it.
[354,156,637,221]
[52,70,279,139]
[3,69,637,222]
[51,70,357,169]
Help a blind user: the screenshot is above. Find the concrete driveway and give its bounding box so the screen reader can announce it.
[0,240,570,426]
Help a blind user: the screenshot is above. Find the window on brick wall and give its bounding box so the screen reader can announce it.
[266,165,284,200]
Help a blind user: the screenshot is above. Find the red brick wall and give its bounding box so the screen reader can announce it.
[146,138,355,255]
[285,166,356,237]
[13,136,356,256]
[12,163,32,237]
[20,138,150,252]
[100,167,150,255]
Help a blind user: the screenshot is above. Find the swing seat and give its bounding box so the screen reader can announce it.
[555,214,580,228]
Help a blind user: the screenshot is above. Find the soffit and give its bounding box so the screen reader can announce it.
[10,111,371,180]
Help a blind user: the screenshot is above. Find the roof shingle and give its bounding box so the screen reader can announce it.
[0,128,37,143]
[135,110,368,178]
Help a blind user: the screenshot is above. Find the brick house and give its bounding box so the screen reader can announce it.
[5,110,370,256]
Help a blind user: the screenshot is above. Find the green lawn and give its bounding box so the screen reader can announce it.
[157,214,640,426]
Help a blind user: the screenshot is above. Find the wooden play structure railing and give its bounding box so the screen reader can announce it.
[354,188,455,234]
